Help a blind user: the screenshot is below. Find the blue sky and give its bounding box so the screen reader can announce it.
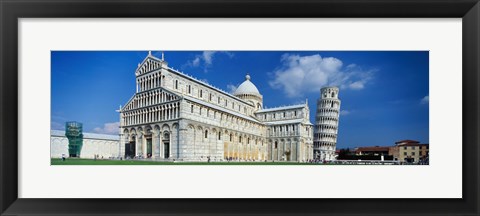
[51,51,429,148]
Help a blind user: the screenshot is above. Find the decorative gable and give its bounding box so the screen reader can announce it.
[135,52,167,76]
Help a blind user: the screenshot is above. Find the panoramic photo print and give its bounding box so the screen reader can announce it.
[50,51,429,165]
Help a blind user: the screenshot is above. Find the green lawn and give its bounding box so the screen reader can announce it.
[51,158,323,165]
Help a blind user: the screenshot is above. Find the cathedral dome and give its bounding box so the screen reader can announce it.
[234,74,261,96]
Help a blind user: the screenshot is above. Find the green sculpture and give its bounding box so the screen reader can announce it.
[65,121,83,157]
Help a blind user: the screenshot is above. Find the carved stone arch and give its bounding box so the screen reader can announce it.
[129,128,136,135]
[154,125,161,135]
[172,123,179,129]
[144,125,153,135]
[163,131,171,140]
[187,124,195,130]
[123,128,129,135]
[197,125,203,131]
[162,124,170,132]
[137,127,144,135]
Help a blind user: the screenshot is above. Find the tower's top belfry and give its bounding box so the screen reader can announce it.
[320,86,340,100]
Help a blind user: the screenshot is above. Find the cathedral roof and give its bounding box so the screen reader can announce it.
[256,104,306,113]
[234,74,261,96]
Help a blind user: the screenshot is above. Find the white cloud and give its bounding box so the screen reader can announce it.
[340,110,351,116]
[202,51,216,65]
[93,122,120,135]
[421,95,429,105]
[227,84,238,94]
[269,54,374,98]
[185,51,234,71]
[192,57,201,67]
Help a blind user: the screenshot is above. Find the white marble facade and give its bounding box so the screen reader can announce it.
[119,52,314,162]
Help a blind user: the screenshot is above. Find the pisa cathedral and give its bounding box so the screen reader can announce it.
[119,52,314,162]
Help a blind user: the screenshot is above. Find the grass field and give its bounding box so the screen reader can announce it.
[51,158,324,165]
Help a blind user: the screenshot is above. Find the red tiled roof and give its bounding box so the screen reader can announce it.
[397,143,428,147]
[356,146,390,152]
[395,140,420,144]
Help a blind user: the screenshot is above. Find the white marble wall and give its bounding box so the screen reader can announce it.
[51,130,119,159]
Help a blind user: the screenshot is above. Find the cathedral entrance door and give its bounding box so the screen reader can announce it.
[146,138,152,158]
[125,141,136,159]
[164,142,170,159]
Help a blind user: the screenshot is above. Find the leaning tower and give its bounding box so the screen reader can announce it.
[314,87,341,161]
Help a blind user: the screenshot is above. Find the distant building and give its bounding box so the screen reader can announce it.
[355,146,390,156]
[389,140,429,163]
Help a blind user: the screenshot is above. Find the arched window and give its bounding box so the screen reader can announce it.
[163,133,170,140]
[191,105,194,113]
[199,90,203,98]
[188,85,191,94]
[230,134,233,142]
[331,101,335,108]
[204,130,208,138]
[218,132,221,140]
[239,136,242,143]
[175,80,178,89]
[275,141,278,149]
[332,92,335,97]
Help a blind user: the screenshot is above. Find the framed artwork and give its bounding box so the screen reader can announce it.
[1,0,479,215]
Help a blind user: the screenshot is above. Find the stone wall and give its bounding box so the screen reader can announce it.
[51,130,119,159]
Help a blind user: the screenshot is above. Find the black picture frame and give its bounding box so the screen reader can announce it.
[1,0,479,215]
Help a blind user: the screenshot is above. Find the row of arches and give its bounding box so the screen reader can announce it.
[318,99,341,109]
[268,124,301,137]
[314,124,337,131]
[314,141,336,149]
[122,102,180,126]
[269,138,313,161]
[316,116,339,124]
[313,132,337,142]
[122,123,179,159]
[185,123,268,161]
[188,101,264,135]
[316,108,340,116]
[137,72,164,92]
[124,89,178,111]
